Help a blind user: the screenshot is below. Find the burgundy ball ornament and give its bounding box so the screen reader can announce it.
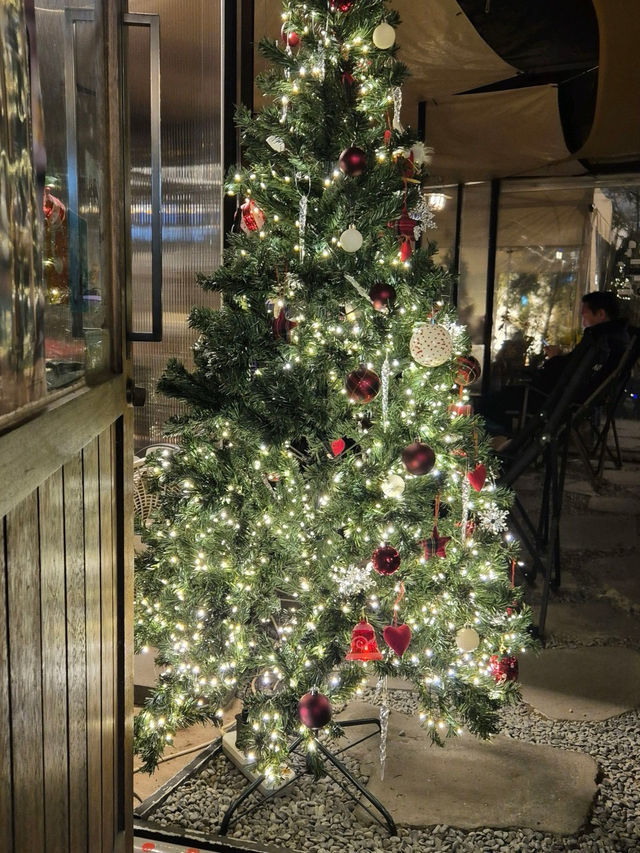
[338,146,367,177]
[369,282,397,311]
[372,545,401,576]
[402,441,436,476]
[345,366,380,403]
[336,1,354,10]
[298,691,332,729]
[455,355,482,386]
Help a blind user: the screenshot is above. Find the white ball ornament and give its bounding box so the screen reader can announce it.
[339,225,363,253]
[381,474,405,498]
[456,627,480,652]
[409,323,453,367]
[372,22,396,49]
[266,135,285,152]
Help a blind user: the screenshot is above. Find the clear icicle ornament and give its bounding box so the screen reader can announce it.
[381,354,390,432]
[298,194,308,260]
[392,86,404,132]
[280,96,289,124]
[379,676,389,780]
[344,273,370,301]
[461,476,470,540]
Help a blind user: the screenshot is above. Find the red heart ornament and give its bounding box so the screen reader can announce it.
[383,624,412,657]
[331,438,346,456]
[467,463,486,492]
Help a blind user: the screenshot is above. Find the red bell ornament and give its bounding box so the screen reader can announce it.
[345,366,380,403]
[338,146,367,177]
[372,545,401,576]
[345,619,383,661]
[369,281,397,311]
[402,441,435,475]
[298,691,332,728]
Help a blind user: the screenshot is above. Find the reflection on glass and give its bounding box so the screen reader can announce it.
[35,1,110,390]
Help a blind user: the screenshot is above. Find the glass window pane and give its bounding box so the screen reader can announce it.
[35,1,111,390]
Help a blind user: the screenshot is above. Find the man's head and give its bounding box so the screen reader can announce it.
[581,291,619,328]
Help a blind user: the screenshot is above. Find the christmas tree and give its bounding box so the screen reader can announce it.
[134,0,536,780]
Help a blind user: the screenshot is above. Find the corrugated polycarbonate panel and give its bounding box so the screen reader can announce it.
[127,0,222,449]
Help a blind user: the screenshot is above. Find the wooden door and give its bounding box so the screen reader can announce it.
[0,2,133,852]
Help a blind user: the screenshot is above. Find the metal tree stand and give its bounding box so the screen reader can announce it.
[219,717,397,837]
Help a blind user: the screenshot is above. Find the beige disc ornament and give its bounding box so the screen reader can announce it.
[409,323,453,367]
[455,626,480,652]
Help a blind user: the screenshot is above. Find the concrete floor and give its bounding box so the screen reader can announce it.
[133,418,640,840]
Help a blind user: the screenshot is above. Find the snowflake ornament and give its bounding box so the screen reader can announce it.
[408,194,437,239]
[335,563,375,597]
[478,502,509,534]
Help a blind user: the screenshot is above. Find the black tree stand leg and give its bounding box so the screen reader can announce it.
[218,718,397,836]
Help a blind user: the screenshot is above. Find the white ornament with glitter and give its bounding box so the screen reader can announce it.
[298,194,308,260]
[392,86,404,132]
[478,502,509,534]
[381,354,390,431]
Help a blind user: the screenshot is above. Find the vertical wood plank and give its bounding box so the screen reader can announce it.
[6,492,44,850]
[64,454,89,852]
[0,519,13,853]
[99,427,116,852]
[40,468,70,853]
[83,439,103,853]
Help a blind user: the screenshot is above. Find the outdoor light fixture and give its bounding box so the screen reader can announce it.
[426,192,447,212]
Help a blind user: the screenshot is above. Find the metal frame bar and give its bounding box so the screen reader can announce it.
[124,13,163,342]
[219,718,397,837]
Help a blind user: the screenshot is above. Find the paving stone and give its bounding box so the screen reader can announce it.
[337,701,597,836]
[543,598,640,643]
[586,495,640,514]
[599,468,640,488]
[560,514,637,551]
[587,553,640,605]
[519,646,640,721]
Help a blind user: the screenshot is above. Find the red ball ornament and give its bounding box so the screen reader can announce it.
[338,146,367,177]
[298,691,332,729]
[369,281,397,311]
[372,545,401,576]
[402,441,435,475]
[345,619,383,661]
[490,654,519,682]
[281,27,300,47]
[455,355,482,386]
[333,0,354,11]
[345,366,380,403]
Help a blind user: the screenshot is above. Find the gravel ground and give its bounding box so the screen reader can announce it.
[144,686,640,853]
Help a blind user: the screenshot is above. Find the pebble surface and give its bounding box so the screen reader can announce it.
[145,686,640,852]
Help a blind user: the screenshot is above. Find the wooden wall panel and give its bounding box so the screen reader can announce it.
[0,520,13,853]
[6,491,45,851]
[64,455,89,852]
[40,467,70,853]
[83,438,103,853]
[100,426,117,853]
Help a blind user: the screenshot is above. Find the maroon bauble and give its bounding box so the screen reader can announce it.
[402,441,436,475]
[281,27,300,47]
[455,355,482,386]
[333,0,354,11]
[298,691,332,729]
[345,366,380,403]
[372,545,401,576]
[338,146,367,177]
[369,282,397,311]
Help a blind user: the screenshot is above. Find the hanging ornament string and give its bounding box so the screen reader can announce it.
[345,273,371,301]
[392,86,404,132]
[391,581,406,626]
[381,354,390,432]
[434,492,441,525]
[510,559,516,588]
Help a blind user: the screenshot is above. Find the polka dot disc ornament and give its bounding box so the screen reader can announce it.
[409,323,453,367]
